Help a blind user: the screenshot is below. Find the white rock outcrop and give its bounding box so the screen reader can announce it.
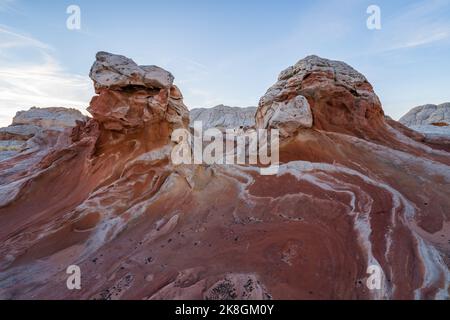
[12,107,86,130]
[399,103,450,126]
[399,103,450,142]
[90,51,175,92]
[190,105,256,129]
[256,95,313,138]
[0,107,86,161]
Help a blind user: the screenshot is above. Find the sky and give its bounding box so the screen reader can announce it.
[0,0,450,127]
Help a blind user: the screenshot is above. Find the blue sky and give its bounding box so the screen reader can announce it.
[1,0,450,126]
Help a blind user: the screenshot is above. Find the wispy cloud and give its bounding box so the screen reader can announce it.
[379,0,450,51]
[0,24,50,50]
[392,30,449,50]
[0,25,92,127]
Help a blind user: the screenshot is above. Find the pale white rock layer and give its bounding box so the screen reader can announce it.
[257,95,313,137]
[90,51,174,91]
[399,103,450,126]
[409,125,450,137]
[399,103,450,141]
[190,105,256,129]
[12,107,86,130]
[0,107,85,162]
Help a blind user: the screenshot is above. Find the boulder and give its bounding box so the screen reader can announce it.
[90,51,174,92]
[256,95,312,138]
[88,52,189,135]
[256,55,384,138]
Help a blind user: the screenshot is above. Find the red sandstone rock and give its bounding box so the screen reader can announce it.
[256,55,385,140]
[0,53,449,300]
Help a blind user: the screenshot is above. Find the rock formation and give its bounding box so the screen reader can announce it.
[400,103,450,127]
[399,103,450,151]
[0,53,449,300]
[88,51,189,133]
[0,107,86,161]
[190,105,257,129]
[12,107,86,130]
[256,55,384,139]
[256,95,313,138]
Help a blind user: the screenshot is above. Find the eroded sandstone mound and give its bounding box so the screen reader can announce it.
[88,51,189,133]
[0,53,449,300]
[256,55,384,139]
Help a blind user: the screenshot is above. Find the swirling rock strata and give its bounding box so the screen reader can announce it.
[0,53,448,300]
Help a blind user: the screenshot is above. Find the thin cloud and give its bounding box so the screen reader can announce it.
[394,30,449,50]
[0,25,92,127]
[378,0,450,52]
[0,24,51,50]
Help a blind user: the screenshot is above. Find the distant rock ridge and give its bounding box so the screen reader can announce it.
[399,103,450,126]
[190,105,256,129]
[11,107,86,130]
[399,103,450,150]
[0,107,86,161]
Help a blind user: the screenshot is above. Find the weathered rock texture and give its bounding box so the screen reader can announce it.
[190,105,256,129]
[0,54,449,300]
[0,107,86,161]
[400,103,450,126]
[257,95,313,137]
[256,55,384,139]
[88,51,189,133]
[399,103,450,151]
[12,107,86,130]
